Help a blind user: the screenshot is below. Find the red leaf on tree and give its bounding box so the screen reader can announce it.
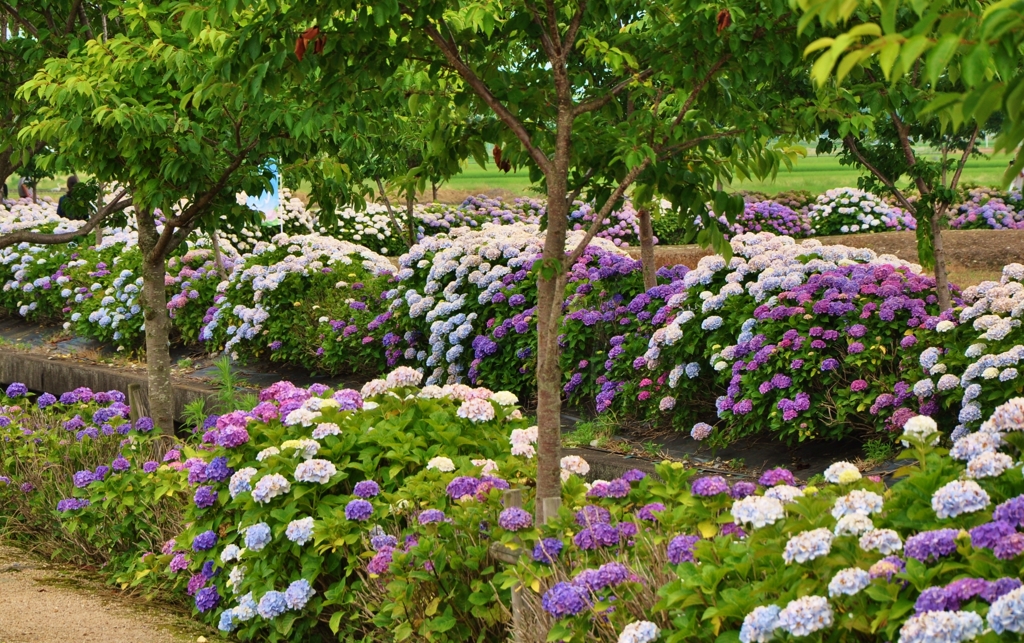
[492,146,511,173]
[295,26,323,61]
[716,9,731,34]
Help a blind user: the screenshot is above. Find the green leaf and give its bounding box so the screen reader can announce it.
[926,34,962,84]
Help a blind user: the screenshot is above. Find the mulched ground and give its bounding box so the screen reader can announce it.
[629,229,1024,274]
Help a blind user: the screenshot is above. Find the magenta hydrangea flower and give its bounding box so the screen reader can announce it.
[692,476,729,497]
[759,468,796,486]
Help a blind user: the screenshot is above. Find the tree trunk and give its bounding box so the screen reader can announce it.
[638,208,656,290]
[931,209,951,311]
[535,173,569,524]
[405,189,416,247]
[135,205,176,436]
[210,229,227,279]
[432,181,438,202]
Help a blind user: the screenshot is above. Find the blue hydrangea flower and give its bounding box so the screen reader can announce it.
[244,523,272,552]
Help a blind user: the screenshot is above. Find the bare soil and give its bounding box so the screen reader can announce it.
[629,229,1024,286]
[0,545,209,643]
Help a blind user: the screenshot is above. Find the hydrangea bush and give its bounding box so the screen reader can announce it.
[201,233,398,374]
[808,187,916,235]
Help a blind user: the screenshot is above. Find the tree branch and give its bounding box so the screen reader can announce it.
[524,1,560,62]
[566,167,595,204]
[573,69,654,116]
[947,124,979,195]
[843,134,917,214]
[563,0,588,54]
[0,2,38,37]
[656,129,745,159]
[566,158,651,266]
[419,20,553,175]
[375,177,409,247]
[671,55,731,129]
[889,110,929,195]
[64,0,82,34]
[78,2,95,41]
[0,189,130,251]
[148,138,261,263]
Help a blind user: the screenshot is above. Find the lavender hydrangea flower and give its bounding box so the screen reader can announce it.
[285,517,315,545]
[777,596,833,637]
[257,591,288,619]
[284,579,315,610]
[969,521,1015,549]
[740,605,780,643]
[418,509,446,525]
[445,476,480,500]
[5,382,27,398]
[498,507,533,531]
[988,586,1024,633]
[244,523,272,552]
[574,524,619,550]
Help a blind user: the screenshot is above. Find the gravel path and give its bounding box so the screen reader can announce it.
[0,545,209,643]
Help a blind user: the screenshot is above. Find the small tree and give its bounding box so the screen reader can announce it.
[19,2,343,433]
[797,0,1024,309]
[246,0,811,518]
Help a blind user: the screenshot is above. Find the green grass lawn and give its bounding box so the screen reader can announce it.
[14,151,1017,204]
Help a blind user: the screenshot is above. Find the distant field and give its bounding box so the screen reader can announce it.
[12,152,1018,204]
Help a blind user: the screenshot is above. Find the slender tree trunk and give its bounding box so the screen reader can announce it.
[135,205,175,435]
[535,163,570,524]
[405,189,416,247]
[931,208,951,310]
[94,183,105,246]
[210,229,227,279]
[432,181,438,202]
[638,208,656,290]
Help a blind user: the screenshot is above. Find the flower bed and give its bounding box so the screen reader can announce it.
[4,375,1024,643]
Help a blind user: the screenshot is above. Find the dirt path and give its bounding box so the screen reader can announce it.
[0,545,210,643]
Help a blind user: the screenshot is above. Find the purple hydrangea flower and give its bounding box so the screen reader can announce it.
[37,393,57,409]
[192,530,218,552]
[195,586,221,612]
[667,534,700,564]
[354,480,381,498]
[418,509,446,525]
[532,538,564,564]
[111,456,130,472]
[5,383,27,398]
[621,469,646,483]
[692,476,729,497]
[969,521,1016,549]
[194,485,217,509]
[345,499,373,521]
[576,505,611,526]
[574,524,619,550]
[445,476,480,500]
[904,529,959,562]
[143,461,159,474]
[541,582,589,618]
[636,503,665,521]
[730,481,757,499]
